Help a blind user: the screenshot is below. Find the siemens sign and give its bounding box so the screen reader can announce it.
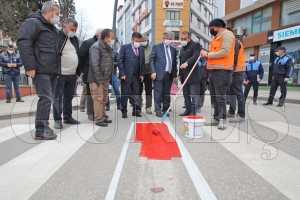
[273,25,300,42]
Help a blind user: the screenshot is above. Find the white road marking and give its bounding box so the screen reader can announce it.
[205,125,300,200]
[166,122,218,200]
[0,124,100,200]
[257,122,300,139]
[105,122,134,200]
[0,124,34,144]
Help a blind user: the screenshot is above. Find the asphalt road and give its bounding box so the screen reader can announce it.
[0,95,299,200]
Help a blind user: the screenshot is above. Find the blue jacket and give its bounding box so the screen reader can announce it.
[0,51,23,74]
[245,60,264,81]
[198,57,208,79]
[273,54,293,78]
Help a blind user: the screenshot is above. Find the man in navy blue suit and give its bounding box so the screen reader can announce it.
[118,32,145,118]
[149,31,177,117]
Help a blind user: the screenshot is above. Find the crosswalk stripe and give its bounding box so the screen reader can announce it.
[0,124,100,200]
[204,124,300,200]
[257,122,300,139]
[0,124,34,144]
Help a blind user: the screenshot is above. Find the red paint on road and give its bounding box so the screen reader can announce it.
[134,123,181,160]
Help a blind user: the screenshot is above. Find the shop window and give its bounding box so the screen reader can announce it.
[281,0,300,26]
[167,11,180,20]
[251,7,272,34]
[173,31,179,40]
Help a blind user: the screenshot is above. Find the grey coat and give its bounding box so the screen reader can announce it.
[87,39,113,88]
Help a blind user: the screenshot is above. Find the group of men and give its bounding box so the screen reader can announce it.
[14,1,293,140]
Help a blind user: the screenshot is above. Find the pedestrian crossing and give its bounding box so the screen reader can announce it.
[0,121,299,199]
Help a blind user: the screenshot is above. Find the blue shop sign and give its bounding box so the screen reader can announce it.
[273,25,300,42]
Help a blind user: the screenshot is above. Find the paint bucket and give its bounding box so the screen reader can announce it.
[183,116,205,138]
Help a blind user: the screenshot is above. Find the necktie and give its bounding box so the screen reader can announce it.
[166,46,172,73]
[135,48,139,56]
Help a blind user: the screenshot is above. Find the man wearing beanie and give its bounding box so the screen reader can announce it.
[200,18,235,130]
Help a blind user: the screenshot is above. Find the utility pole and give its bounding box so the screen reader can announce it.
[112,0,119,49]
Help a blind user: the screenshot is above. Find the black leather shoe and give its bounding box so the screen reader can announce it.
[253,102,257,105]
[263,102,273,105]
[132,112,142,117]
[104,119,112,123]
[6,98,11,103]
[117,106,122,110]
[179,110,190,116]
[96,121,108,127]
[35,130,57,140]
[182,106,186,108]
[64,117,81,124]
[122,113,127,118]
[276,103,283,107]
[16,98,24,102]
[106,107,110,111]
[163,112,170,117]
[156,112,163,117]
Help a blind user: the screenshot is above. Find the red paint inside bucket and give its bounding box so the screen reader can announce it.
[134,123,182,160]
[184,116,204,119]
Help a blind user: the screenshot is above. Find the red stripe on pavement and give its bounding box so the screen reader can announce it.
[134,123,182,160]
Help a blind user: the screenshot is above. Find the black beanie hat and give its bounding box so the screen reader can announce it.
[208,18,226,28]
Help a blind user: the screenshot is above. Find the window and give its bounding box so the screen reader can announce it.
[197,19,201,29]
[133,0,135,6]
[145,0,148,6]
[139,7,142,15]
[173,31,179,40]
[133,14,135,22]
[197,1,201,10]
[167,11,180,20]
[204,8,207,18]
[204,24,207,34]
[190,13,193,22]
[145,14,150,27]
[251,7,272,34]
[281,0,300,26]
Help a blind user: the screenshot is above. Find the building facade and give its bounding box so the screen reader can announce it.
[117,0,215,50]
[223,0,300,85]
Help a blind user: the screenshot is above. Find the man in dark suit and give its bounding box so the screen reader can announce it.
[78,28,102,121]
[118,32,145,118]
[149,31,177,117]
[178,31,201,116]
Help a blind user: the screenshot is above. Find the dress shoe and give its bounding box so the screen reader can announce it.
[263,102,273,105]
[104,119,112,123]
[35,129,57,140]
[226,112,235,118]
[106,106,110,111]
[276,103,283,107]
[146,107,152,114]
[6,98,11,103]
[117,106,122,110]
[54,120,63,129]
[88,114,95,121]
[182,106,186,108]
[80,107,85,112]
[156,112,163,117]
[179,110,190,116]
[122,113,128,118]
[16,98,24,102]
[64,117,81,124]
[253,102,257,105]
[196,108,201,113]
[132,112,142,117]
[204,118,219,126]
[96,121,108,127]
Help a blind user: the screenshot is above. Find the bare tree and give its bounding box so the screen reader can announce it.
[76,9,93,46]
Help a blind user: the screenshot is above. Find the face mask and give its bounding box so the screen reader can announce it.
[68,31,76,37]
[7,50,14,54]
[181,41,187,47]
[133,42,140,48]
[50,13,60,25]
[275,52,279,56]
[140,41,148,47]
[108,38,115,47]
[249,56,255,61]
[164,39,172,46]
[210,28,218,36]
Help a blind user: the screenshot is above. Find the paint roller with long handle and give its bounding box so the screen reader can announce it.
[161,54,202,123]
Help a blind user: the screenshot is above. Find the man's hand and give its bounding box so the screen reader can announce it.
[173,78,176,82]
[121,76,126,80]
[7,63,13,68]
[13,64,17,67]
[140,76,144,82]
[244,80,249,85]
[200,50,208,58]
[178,76,182,82]
[26,70,36,78]
[258,79,262,82]
[284,78,289,82]
[180,62,188,69]
[151,73,156,80]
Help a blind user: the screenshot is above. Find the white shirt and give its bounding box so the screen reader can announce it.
[131,44,139,55]
[164,44,172,72]
[61,37,78,75]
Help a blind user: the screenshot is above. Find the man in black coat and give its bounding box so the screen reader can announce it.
[78,28,102,121]
[18,1,60,140]
[178,31,201,116]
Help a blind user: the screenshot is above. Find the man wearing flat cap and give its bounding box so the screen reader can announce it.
[200,18,235,130]
[263,46,293,107]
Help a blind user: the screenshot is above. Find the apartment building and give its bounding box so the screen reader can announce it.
[117,0,215,50]
[223,0,300,85]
